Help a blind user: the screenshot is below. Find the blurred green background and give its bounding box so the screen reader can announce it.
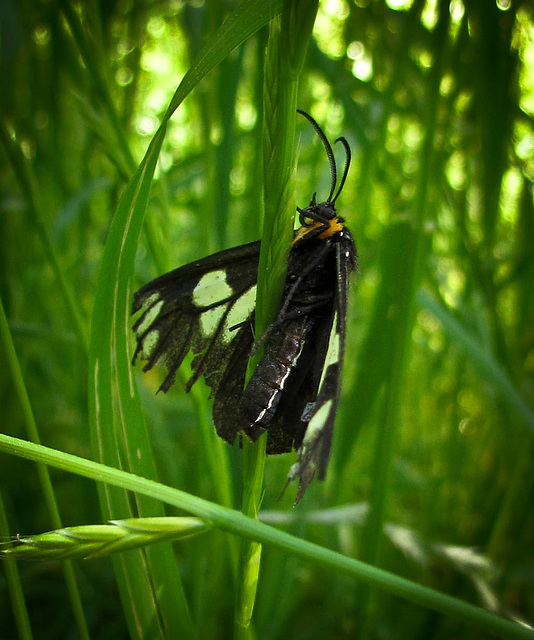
[1,0,533,638]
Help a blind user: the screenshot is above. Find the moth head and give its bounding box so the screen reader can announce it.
[298,199,337,227]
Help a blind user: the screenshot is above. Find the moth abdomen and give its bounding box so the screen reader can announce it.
[241,318,310,434]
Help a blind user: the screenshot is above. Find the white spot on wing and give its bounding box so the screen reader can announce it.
[200,304,228,337]
[303,399,333,447]
[143,292,160,307]
[328,332,340,367]
[142,329,160,359]
[192,270,233,308]
[136,300,163,335]
[223,285,257,342]
[317,312,339,390]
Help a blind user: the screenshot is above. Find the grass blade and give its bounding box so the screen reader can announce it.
[0,297,90,640]
[0,489,33,640]
[89,125,195,639]
[418,290,534,433]
[1,433,532,640]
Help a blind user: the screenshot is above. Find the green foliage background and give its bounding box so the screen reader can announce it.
[1,0,533,638]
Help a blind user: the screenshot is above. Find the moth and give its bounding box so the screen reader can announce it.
[131,110,356,501]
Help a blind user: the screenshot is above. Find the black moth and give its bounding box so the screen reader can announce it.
[131,110,356,502]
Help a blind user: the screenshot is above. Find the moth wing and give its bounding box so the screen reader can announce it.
[212,316,255,444]
[287,240,353,502]
[131,240,260,396]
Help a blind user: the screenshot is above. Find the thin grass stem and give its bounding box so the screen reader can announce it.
[0,298,91,640]
[236,1,319,635]
[0,123,89,353]
[0,490,33,640]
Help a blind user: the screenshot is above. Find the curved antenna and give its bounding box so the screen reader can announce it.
[297,109,337,202]
[332,136,351,204]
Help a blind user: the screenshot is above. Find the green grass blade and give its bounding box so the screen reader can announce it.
[357,3,451,635]
[0,489,33,640]
[418,290,534,433]
[0,297,90,640]
[164,0,284,121]
[0,123,89,352]
[1,434,532,640]
[89,124,195,640]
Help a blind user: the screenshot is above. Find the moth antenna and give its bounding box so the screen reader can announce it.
[331,137,351,204]
[297,109,337,203]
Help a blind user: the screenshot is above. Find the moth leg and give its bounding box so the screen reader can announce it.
[277,240,332,318]
[249,292,332,357]
[227,317,254,333]
[248,242,333,358]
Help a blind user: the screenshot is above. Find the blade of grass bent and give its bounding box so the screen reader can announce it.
[89,124,194,639]
[164,0,283,121]
[1,434,533,640]
[89,1,286,635]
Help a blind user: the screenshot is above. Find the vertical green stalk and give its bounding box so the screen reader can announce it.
[235,1,318,636]
[0,489,32,640]
[0,298,90,640]
[0,123,89,353]
[58,0,136,174]
[357,1,450,636]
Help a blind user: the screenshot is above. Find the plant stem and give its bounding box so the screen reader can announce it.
[235,1,319,636]
[0,298,91,640]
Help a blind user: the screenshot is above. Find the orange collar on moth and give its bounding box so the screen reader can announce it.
[292,217,344,245]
